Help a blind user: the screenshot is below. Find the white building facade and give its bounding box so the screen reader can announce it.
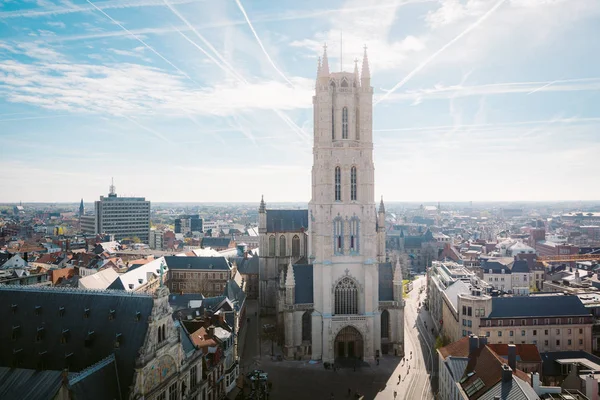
[300,46,403,363]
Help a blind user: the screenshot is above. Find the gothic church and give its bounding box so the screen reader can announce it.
[259,46,404,363]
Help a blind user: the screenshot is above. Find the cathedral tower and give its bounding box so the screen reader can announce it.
[308,45,385,362]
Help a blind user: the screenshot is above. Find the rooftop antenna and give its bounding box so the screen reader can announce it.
[109,177,116,197]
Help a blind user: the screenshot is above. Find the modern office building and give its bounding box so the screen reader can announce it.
[174,214,203,235]
[80,214,96,235]
[94,180,151,243]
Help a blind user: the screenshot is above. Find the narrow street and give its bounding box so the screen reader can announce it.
[376,275,437,399]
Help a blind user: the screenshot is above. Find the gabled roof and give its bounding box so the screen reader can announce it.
[0,286,153,400]
[107,256,167,291]
[164,256,230,271]
[378,262,394,301]
[439,336,470,360]
[78,268,119,290]
[482,261,513,274]
[266,209,308,233]
[67,354,121,400]
[486,295,589,318]
[232,255,259,275]
[223,279,246,312]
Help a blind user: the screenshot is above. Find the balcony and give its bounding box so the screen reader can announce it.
[332,315,367,323]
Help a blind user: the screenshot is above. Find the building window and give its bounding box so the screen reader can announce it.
[486,331,490,337]
[334,167,341,201]
[521,330,525,336]
[350,167,357,201]
[342,107,348,139]
[190,365,198,390]
[580,328,583,334]
[462,306,466,315]
[349,217,359,253]
[355,107,360,140]
[302,311,312,341]
[521,319,526,325]
[468,307,472,316]
[533,319,538,325]
[498,331,502,337]
[279,235,286,257]
[545,340,549,346]
[292,235,300,257]
[462,330,467,337]
[568,339,572,346]
[334,276,358,315]
[568,329,572,334]
[157,391,166,400]
[169,383,177,400]
[556,340,560,346]
[334,217,343,255]
[381,309,390,339]
[533,330,537,336]
[268,236,276,256]
[545,329,549,335]
[568,318,573,324]
[580,339,584,345]
[510,331,514,337]
[556,329,560,335]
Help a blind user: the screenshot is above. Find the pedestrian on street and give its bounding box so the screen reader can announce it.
[330,392,334,400]
[393,390,397,399]
[398,373,401,383]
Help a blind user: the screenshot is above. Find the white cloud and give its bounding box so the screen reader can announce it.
[46,21,66,28]
[0,58,314,116]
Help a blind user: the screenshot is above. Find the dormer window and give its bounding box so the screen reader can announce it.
[59,306,65,317]
[138,278,143,284]
[36,326,45,342]
[35,305,42,316]
[11,304,17,314]
[129,284,134,289]
[115,332,122,347]
[135,311,142,322]
[12,325,20,340]
[85,331,95,347]
[61,329,70,344]
[83,308,90,318]
[109,309,116,320]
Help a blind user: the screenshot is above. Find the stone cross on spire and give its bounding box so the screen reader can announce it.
[361,44,370,85]
[320,43,330,77]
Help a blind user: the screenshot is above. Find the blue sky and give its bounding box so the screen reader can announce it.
[1,0,599,203]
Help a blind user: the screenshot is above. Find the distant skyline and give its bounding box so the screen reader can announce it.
[1,0,599,202]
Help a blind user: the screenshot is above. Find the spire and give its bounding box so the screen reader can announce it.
[361,44,370,84]
[319,43,329,77]
[394,258,403,282]
[317,56,322,77]
[354,57,359,81]
[79,198,84,216]
[285,258,295,287]
[379,195,385,214]
[259,195,266,213]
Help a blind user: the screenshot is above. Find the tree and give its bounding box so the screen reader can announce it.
[435,334,451,350]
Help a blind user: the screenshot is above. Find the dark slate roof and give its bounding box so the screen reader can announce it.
[486,295,590,318]
[403,236,423,249]
[511,260,530,273]
[0,286,154,400]
[232,255,259,275]
[379,262,394,301]
[223,279,246,312]
[541,351,600,377]
[67,354,120,400]
[482,261,512,274]
[169,293,205,311]
[266,209,308,233]
[164,256,231,271]
[0,367,64,400]
[290,264,313,304]
[201,237,232,248]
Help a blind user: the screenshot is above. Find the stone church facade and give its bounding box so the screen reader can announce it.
[259,46,404,364]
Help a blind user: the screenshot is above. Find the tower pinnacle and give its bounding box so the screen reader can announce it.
[361,44,370,85]
[320,43,330,77]
[259,195,266,213]
[379,196,385,214]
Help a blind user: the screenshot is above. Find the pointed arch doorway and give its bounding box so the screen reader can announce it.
[334,326,363,361]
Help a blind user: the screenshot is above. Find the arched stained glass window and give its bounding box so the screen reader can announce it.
[268,235,276,256]
[334,217,343,255]
[335,276,358,315]
[279,235,286,257]
[292,235,300,257]
[381,310,390,339]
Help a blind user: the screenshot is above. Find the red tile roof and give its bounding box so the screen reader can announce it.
[439,336,470,359]
[487,343,542,363]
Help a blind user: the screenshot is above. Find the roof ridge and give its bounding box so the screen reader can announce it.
[0,284,153,297]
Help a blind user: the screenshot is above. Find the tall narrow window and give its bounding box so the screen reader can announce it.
[349,217,359,253]
[330,80,336,140]
[342,107,348,139]
[334,217,343,255]
[292,235,300,257]
[268,235,276,256]
[334,167,341,201]
[355,107,360,140]
[381,310,390,339]
[351,166,357,201]
[279,235,286,257]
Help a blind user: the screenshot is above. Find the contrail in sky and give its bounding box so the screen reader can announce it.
[235,0,295,87]
[375,0,507,106]
[85,0,194,82]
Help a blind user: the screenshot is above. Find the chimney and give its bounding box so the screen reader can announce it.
[501,364,513,383]
[585,374,598,400]
[478,335,488,348]
[208,325,215,338]
[507,344,516,371]
[244,250,248,260]
[530,372,541,395]
[468,335,479,356]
